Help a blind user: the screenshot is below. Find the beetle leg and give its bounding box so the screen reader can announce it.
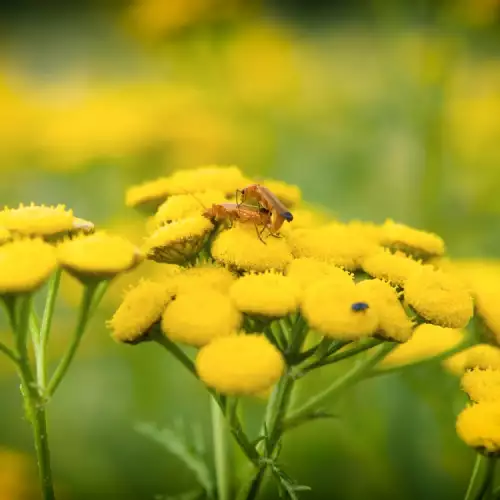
[255,223,267,245]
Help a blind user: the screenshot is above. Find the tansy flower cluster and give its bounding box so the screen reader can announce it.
[113,165,482,397]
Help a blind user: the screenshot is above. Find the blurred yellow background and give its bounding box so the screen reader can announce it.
[1,0,500,498]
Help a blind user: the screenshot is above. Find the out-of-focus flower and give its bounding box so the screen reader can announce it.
[456,402,500,453]
[0,447,37,500]
[196,334,284,395]
[461,368,500,403]
[445,344,500,375]
[0,239,57,294]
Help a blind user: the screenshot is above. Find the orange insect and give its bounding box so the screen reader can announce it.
[236,184,293,234]
[202,202,273,243]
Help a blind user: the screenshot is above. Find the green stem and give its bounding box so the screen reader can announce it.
[37,269,62,390]
[302,338,383,373]
[211,397,231,500]
[153,333,198,378]
[46,283,98,396]
[6,295,55,500]
[289,342,396,422]
[367,338,474,379]
[465,454,497,500]
[0,340,19,364]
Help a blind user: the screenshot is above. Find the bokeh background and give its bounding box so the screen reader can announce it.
[1,0,500,498]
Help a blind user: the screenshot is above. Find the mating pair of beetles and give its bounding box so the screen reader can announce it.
[202,184,294,243]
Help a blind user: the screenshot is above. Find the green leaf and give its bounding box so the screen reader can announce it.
[136,422,214,497]
[283,409,338,433]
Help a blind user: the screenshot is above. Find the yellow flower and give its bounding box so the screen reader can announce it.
[461,368,500,403]
[302,278,378,340]
[211,224,293,272]
[357,278,414,342]
[161,288,241,347]
[382,324,463,367]
[260,179,302,207]
[0,447,36,500]
[0,226,11,244]
[346,220,383,244]
[0,203,73,238]
[0,239,57,294]
[57,232,143,281]
[445,344,500,375]
[285,257,353,294]
[456,402,500,453]
[108,280,173,344]
[404,267,473,328]
[288,224,377,271]
[143,215,213,264]
[72,217,95,235]
[172,264,236,293]
[361,249,424,287]
[154,190,226,226]
[196,334,285,395]
[125,177,175,211]
[229,271,300,318]
[379,219,445,259]
[168,165,249,197]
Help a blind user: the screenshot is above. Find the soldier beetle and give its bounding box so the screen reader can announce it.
[236,184,293,234]
[200,202,273,244]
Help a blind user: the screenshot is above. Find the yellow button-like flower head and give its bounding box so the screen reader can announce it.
[357,278,414,342]
[285,258,354,293]
[445,344,500,375]
[362,249,424,287]
[161,289,241,347]
[57,232,143,282]
[302,278,378,340]
[404,267,473,328]
[143,215,213,264]
[475,285,500,345]
[172,264,236,294]
[169,165,249,197]
[212,224,293,272]
[196,334,285,395]
[155,190,226,226]
[125,177,175,212]
[380,219,445,259]
[229,271,300,318]
[108,280,173,344]
[0,239,58,294]
[382,324,463,368]
[462,368,500,403]
[0,203,74,238]
[288,224,377,271]
[456,402,500,453]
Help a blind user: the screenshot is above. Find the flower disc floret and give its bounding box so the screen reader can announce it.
[357,278,413,342]
[361,249,424,286]
[404,267,473,328]
[302,278,378,340]
[161,289,241,347]
[57,232,142,280]
[475,285,500,344]
[0,239,57,294]
[462,368,500,403]
[0,227,11,244]
[0,203,74,237]
[456,402,500,453]
[196,334,285,395]
[212,224,292,272]
[380,219,445,259]
[382,324,463,368]
[108,280,173,344]
[230,272,300,318]
[155,190,226,226]
[143,215,213,264]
